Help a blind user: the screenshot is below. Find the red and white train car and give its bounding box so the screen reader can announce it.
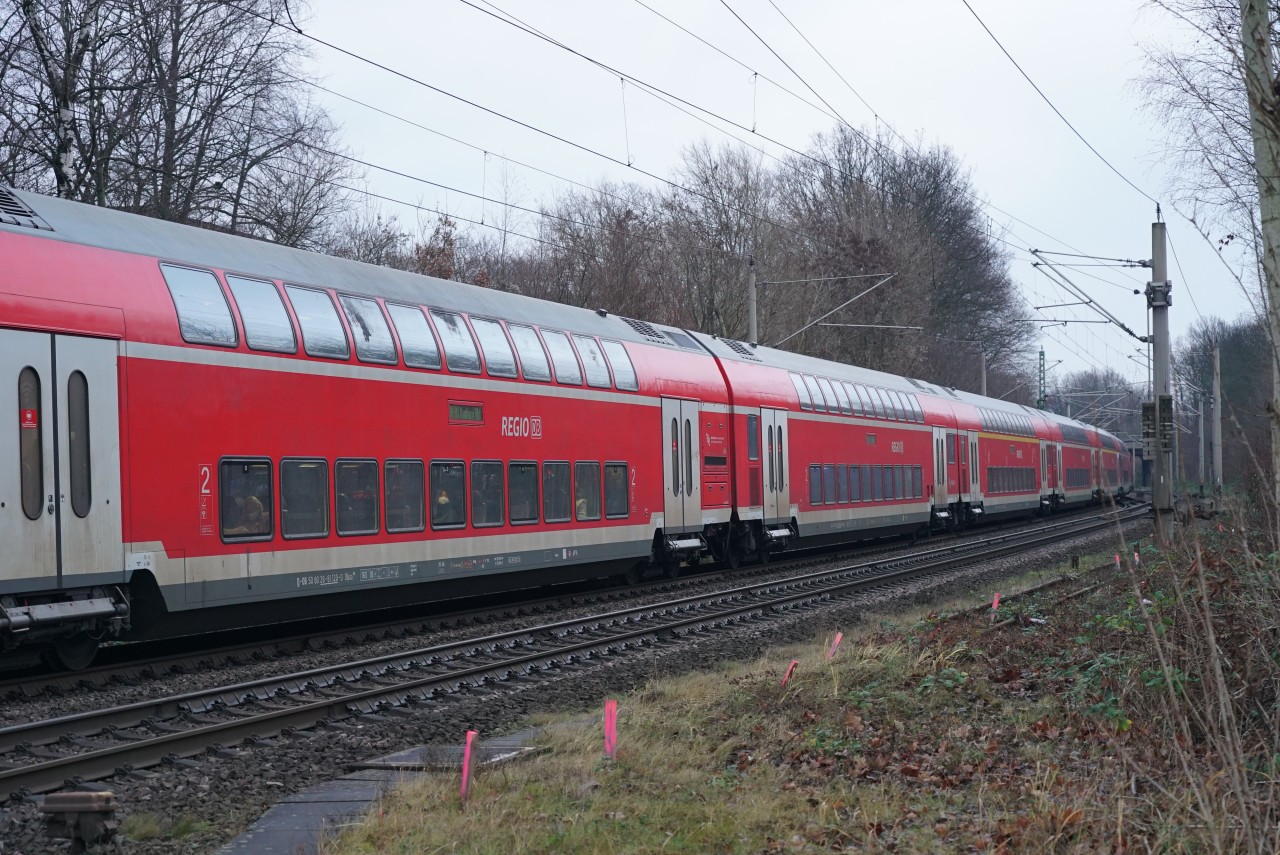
[0,187,1132,667]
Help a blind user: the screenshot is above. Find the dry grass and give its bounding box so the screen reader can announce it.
[327,527,1279,853]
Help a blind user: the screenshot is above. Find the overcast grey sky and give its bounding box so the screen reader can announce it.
[301,0,1251,390]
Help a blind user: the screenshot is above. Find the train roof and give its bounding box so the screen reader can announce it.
[0,187,711,355]
[0,187,1127,448]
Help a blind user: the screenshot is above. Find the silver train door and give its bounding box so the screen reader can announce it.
[761,407,789,523]
[0,330,121,592]
[661,397,701,533]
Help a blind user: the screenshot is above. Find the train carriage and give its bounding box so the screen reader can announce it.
[0,185,1135,668]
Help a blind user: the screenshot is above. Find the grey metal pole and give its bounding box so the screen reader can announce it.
[1197,392,1205,495]
[747,256,757,346]
[980,350,987,397]
[1212,344,1223,495]
[1149,222,1174,544]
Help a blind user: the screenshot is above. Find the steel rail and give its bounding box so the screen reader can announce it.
[0,505,1146,797]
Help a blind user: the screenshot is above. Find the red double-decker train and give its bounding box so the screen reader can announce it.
[0,186,1133,668]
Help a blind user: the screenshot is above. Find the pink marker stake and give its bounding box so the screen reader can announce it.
[1133,550,1141,567]
[603,699,618,760]
[460,729,477,802]
[781,659,798,686]
[1115,553,1121,567]
[826,632,844,660]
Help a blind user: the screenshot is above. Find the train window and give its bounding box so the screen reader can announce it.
[573,336,613,389]
[747,414,760,461]
[430,310,482,374]
[822,464,836,504]
[849,464,861,501]
[831,380,852,415]
[854,385,873,417]
[911,394,924,422]
[867,388,886,419]
[384,460,425,533]
[281,459,329,539]
[540,330,583,385]
[860,465,872,502]
[895,465,905,501]
[600,340,638,391]
[816,378,839,413]
[508,325,552,382]
[871,465,883,501]
[67,371,91,518]
[575,462,601,521]
[802,376,826,412]
[335,459,379,535]
[429,461,467,528]
[891,391,908,421]
[227,276,296,353]
[286,286,349,359]
[884,465,895,500]
[543,462,572,523]
[471,460,504,527]
[808,465,822,505]
[220,459,273,541]
[836,464,848,502]
[766,425,775,492]
[509,462,539,524]
[18,367,43,521]
[789,373,812,411]
[162,264,237,347]
[604,463,629,518]
[386,304,442,369]
[913,465,923,498]
[842,382,864,416]
[776,426,784,491]
[946,433,957,464]
[339,295,397,364]
[471,318,518,378]
[670,418,680,496]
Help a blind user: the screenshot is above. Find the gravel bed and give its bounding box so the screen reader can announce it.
[0,519,1146,854]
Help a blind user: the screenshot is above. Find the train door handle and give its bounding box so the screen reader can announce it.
[47,494,55,515]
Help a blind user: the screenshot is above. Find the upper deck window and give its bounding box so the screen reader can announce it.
[831,380,852,415]
[540,330,583,385]
[802,375,826,412]
[789,373,812,411]
[161,264,237,347]
[385,303,442,370]
[226,276,295,353]
[508,325,551,382]
[339,295,397,364]
[600,340,638,391]
[471,318,518,378]
[430,310,481,374]
[816,377,839,412]
[286,286,349,359]
[573,335,613,389]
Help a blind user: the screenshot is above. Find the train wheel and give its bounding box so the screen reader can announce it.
[663,559,681,579]
[622,564,644,586]
[46,632,99,671]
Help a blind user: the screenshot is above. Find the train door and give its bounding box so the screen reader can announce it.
[967,433,981,504]
[661,397,702,533]
[0,331,121,592]
[932,426,951,506]
[761,407,789,523]
[955,430,977,503]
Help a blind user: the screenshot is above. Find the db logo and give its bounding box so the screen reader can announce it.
[531,416,542,439]
[19,409,38,430]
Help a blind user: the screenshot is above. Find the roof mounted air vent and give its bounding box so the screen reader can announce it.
[722,338,762,362]
[0,187,53,231]
[620,316,671,345]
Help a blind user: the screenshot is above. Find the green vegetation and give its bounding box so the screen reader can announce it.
[329,518,1280,853]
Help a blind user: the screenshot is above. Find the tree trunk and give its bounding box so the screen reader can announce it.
[1239,0,1280,521]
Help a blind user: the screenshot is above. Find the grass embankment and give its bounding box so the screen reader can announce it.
[331,523,1280,854]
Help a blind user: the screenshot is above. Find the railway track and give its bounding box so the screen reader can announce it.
[0,503,1145,799]
[0,500,1142,699]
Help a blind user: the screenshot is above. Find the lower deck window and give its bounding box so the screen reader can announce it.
[471,461,504,527]
[281,459,328,538]
[221,459,273,540]
[604,463,629,518]
[510,462,539,524]
[575,461,601,521]
[336,459,379,535]
[385,460,425,532]
[431,461,467,528]
[544,462,571,523]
